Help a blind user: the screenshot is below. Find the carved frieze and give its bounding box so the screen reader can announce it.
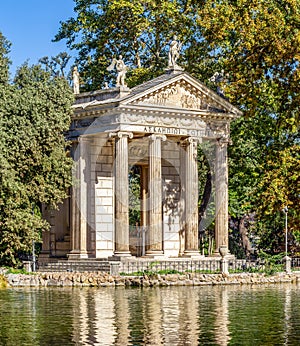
[122,111,205,131]
[130,81,227,112]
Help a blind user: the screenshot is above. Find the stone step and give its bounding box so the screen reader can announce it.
[37,260,111,273]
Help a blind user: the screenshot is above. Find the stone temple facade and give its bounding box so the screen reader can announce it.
[41,70,242,260]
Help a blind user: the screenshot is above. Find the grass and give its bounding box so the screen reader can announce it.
[5,267,36,275]
[120,265,286,277]
[120,269,183,276]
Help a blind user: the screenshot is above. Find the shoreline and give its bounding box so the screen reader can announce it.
[2,271,300,288]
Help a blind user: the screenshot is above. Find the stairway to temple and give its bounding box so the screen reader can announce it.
[37,259,111,273]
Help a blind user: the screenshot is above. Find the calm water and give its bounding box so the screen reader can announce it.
[0,284,300,345]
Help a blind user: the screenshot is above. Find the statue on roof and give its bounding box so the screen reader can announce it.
[107,55,128,87]
[209,70,228,97]
[72,66,80,94]
[168,35,183,69]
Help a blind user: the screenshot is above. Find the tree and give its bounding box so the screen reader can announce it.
[39,52,71,78]
[55,0,300,255]
[54,0,200,90]
[197,0,300,253]
[0,34,74,266]
[0,32,10,84]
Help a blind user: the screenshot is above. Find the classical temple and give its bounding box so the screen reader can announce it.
[41,52,242,260]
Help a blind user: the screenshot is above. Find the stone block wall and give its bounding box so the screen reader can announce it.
[91,136,114,257]
[162,140,181,256]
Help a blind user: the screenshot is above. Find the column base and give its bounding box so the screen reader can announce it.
[183,250,205,259]
[38,252,51,260]
[113,251,132,259]
[145,250,165,259]
[67,251,89,260]
[212,251,235,259]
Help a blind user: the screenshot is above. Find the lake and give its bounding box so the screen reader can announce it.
[0,284,299,345]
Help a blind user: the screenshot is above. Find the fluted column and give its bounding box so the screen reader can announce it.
[68,137,89,259]
[215,138,229,255]
[146,134,166,256]
[183,137,201,257]
[113,131,133,256]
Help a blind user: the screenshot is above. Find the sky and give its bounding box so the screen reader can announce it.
[0,0,76,77]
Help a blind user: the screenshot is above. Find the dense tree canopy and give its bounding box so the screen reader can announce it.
[55,0,299,256]
[0,34,73,266]
[0,0,299,263]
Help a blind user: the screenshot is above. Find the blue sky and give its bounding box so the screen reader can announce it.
[0,0,76,76]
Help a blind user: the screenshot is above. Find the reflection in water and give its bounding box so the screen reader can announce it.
[114,288,130,345]
[143,289,164,345]
[0,284,300,345]
[215,287,230,346]
[179,288,199,345]
[161,289,180,345]
[284,285,291,346]
[88,290,117,345]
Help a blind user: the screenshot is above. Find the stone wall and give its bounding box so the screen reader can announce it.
[3,271,300,288]
[93,136,114,257]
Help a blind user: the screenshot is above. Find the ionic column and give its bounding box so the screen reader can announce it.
[179,142,186,256]
[113,131,133,257]
[146,134,166,256]
[183,137,201,257]
[215,138,229,255]
[68,137,89,259]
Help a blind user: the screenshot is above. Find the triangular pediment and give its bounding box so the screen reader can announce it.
[121,72,242,117]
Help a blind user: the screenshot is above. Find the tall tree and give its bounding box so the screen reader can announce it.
[0,32,10,84]
[0,34,74,266]
[197,0,300,252]
[54,0,199,89]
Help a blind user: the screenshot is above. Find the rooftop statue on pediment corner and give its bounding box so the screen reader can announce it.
[167,35,184,71]
[209,70,229,98]
[107,55,128,87]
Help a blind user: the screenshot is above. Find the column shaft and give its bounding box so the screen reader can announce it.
[184,137,200,257]
[146,134,166,256]
[215,139,229,254]
[114,132,132,256]
[68,137,89,259]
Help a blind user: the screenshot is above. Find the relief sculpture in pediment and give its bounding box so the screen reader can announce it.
[136,83,210,110]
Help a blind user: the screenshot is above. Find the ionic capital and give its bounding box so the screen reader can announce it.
[109,131,133,139]
[186,136,200,145]
[180,136,200,150]
[149,134,167,142]
[217,135,231,147]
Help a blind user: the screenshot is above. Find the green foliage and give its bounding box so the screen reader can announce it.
[0,32,11,84]
[198,1,300,255]
[120,269,183,276]
[0,274,8,288]
[256,251,285,274]
[4,267,36,275]
[129,165,141,226]
[54,0,197,90]
[39,52,71,78]
[0,35,74,266]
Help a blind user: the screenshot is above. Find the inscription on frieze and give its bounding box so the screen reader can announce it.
[143,126,207,138]
[144,126,181,135]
